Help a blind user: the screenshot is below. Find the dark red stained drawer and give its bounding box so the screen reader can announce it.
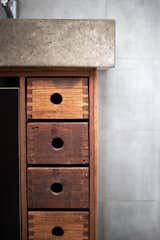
[27,167,89,209]
[27,122,89,165]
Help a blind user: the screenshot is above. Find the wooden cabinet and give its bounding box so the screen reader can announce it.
[0,67,97,240]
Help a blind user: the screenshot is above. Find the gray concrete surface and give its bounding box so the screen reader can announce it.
[0,4,6,18]
[0,19,115,68]
[2,0,160,239]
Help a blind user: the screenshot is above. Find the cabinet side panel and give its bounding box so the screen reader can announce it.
[89,69,98,240]
[20,78,27,240]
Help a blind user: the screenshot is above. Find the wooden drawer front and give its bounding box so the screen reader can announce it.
[27,78,88,119]
[28,168,89,209]
[27,122,89,165]
[28,211,89,240]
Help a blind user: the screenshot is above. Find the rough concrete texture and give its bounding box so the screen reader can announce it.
[0,19,115,68]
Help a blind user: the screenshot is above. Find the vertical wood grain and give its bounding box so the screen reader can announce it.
[19,77,27,240]
[89,69,98,240]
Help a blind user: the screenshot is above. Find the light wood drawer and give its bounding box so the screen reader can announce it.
[27,167,89,209]
[27,77,88,119]
[27,122,89,165]
[28,211,89,240]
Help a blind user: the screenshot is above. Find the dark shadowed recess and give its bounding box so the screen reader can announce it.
[0,77,20,240]
[0,77,19,87]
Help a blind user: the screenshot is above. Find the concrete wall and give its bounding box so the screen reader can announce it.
[2,0,160,239]
[0,4,6,18]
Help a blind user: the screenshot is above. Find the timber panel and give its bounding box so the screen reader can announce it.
[27,167,89,209]
[27,78,88,119]
[28,211,89,240]
[27,122,89,165]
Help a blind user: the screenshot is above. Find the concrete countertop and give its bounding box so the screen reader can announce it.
[0,19,115,69]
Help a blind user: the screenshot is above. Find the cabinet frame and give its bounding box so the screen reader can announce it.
[0,67,98,240]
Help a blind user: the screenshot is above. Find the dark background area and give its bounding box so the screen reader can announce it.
[0,78,20,240]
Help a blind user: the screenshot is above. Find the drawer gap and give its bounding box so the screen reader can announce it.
[28,208,89,212]
[27,164,89,167]
[27,119,89,123]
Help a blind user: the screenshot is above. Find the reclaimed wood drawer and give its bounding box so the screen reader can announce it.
[27,77,88,119]
[28,167,89,209]
[28,211,89,240]
[27,122,89,165]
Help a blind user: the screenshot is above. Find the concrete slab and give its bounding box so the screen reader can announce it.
[0,19,115,68]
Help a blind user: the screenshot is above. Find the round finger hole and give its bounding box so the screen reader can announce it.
[51,182,63,194]
[52,137,64,149]
[50,93,63,104]
[52,226,64,236]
